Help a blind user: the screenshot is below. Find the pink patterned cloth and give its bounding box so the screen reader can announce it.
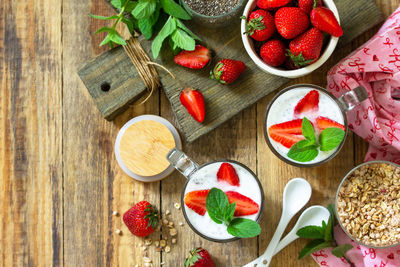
[310,7,400,267]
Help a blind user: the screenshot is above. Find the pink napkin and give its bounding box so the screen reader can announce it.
[310,7,400,267]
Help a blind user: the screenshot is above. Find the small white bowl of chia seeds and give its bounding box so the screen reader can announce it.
[241,0,340,78]
[182,0,247,27]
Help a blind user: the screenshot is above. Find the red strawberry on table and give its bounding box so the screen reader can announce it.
[184,190,210,216]
[311,7,343,37]
[210,59,245,84]
[275,7,310,39]
[242,9,275,42]
[294,89,320,115]
[174,45,211,69]
[298,0,322,14]
[257,0,291,9]
[260,39,287,67]
[226,191,259,216]
[316,116,345,131]
[123,201,159,237]
[268,119,304,148]
[287,28,324,68]
[180,87,205,123]
[217,162,240,186]
[185,247,215,267]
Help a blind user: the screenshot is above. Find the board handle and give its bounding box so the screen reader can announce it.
[166,148,199,179]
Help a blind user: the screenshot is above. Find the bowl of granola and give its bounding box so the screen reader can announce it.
[335,161,400,248]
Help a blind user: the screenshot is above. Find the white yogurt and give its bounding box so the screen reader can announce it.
[184,162,262,240]
[266,87,345,164]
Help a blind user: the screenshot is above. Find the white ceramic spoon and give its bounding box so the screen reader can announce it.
[243,178,312,267]
[273,205,330,255]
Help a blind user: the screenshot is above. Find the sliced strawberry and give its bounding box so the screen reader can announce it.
[180,87,205,123]
[268,119,304,148]
[294,90,319,115]
[184,190,210,216]
[217,163,240,186]
[174,45,211,69]
[226,191,259,216]
[316,116,345,131]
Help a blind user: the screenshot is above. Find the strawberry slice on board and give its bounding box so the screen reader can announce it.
[226,191,259,216]
[316,116,345,131]
[174,45,211,69]
[268,119,304,148]
[180,87,205,123]
[217,163,240,186]
[184,190,210,216]
[294,90,320,115]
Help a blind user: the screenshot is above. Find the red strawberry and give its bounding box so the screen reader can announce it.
[257,0,291,9]
[316,116,345,131]
[217,163,240,186]
[226,191,259,216]
[184,190,210,216]
[174,45,211,69]
[210,59,245,84]
[185,247,215,267]
[294,90,319,115]
[288,28,323,68]
[123,201,158,237]
[310,7,343,37]
[298,0,322,14]
[268,119,304,148]
[260,39,287,67]
[180,87,205,123]
[275,7,310,39]
[242,10,275,41]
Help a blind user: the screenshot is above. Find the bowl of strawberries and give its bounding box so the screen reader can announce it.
[241,0,343,78]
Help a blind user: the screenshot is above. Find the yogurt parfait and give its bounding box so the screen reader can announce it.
[182,161,264,242]
[264,84,347,167]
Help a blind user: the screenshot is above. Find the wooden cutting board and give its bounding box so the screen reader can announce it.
[78,0,383,142]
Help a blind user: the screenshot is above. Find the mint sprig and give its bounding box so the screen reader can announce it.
[297,204,355,267]
[206,188,261,238]
[287,117,345,162]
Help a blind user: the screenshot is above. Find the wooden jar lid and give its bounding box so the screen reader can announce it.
[115,115,181,182]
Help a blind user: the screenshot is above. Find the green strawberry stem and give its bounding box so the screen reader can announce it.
[286,50,313,68]
[241,15,266,36]
[144,205,159,229]
[210,62,226,84]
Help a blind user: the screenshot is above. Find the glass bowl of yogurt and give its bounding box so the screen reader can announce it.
[264,84,368,167]
[166,148,264,242]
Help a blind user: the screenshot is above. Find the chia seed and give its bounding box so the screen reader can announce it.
[184,0,241,17]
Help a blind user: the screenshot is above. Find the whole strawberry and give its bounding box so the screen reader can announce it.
[257,0,291,9]
[210,59,245,84]
[298,0,322,14]
[260,39,287,67]
[185,248,215,267]
[123,201,158,237]
[242,10,275,41]
[287,28,323,68]
[275,7,310,39]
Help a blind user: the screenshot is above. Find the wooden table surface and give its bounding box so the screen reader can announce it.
[1,1,398,266]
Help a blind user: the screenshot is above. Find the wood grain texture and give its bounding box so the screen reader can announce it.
[0,0,63,266]
[0,1,398,267]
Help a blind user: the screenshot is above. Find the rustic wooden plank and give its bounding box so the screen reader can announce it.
[0,0,63,266]
[62,1,161,266]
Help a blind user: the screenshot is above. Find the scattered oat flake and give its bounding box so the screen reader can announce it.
[112,210,118,216]
[115,229,122,235]
[174,203,181,209]
[165,245,171,253]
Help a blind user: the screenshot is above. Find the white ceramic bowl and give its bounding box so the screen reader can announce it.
[241,0,340,78]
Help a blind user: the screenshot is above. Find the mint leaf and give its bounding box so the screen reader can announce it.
[125,1,138,12]
[122,17,137,35]
[331,244,353,258]
[287,140,318,162]
[100,34,113,48]
[160,0,191,20]
[171,28,195,50]
[206,188,229,225]
[108,30,126,45]
[152,16,176,58]
[132,0,156,20]
[89,14,119,20]
[224,203,236,223]
[319,128,345,151]
[298,239,332,259]
[95,27,114,34]
[138,7,160,39]
[296,225,325,239]
[111,0,128,9]
[302,117,316,144]
[227,218,261,238]
[175,18,201,41]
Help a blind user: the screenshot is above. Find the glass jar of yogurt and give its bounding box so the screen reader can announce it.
[166,148,264,242]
